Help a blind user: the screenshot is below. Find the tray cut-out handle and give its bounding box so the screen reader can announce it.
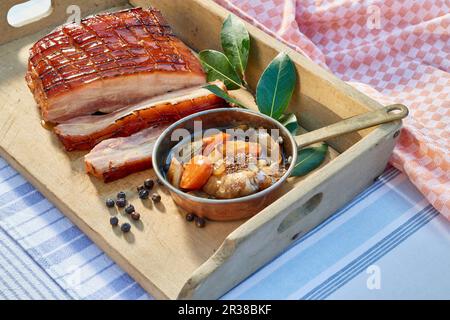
[0,0,128,45]
[277,192,323,234]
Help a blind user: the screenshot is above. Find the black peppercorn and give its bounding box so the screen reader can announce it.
[131,212,140,221]
[195,217,206,228]
[124,204,135,214]
[110,216,119,226]
[151,193,161,203]
[185,213,195,222]
[117,191,126,199]
[121,223,131,233]
[144,179,154,190]
[136,185,145,192]
[116,198,127,208]
[138,189,149,199]
[156,178,163,186]
[105,198,115,208]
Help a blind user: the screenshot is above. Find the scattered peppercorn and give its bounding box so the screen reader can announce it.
[151,193,161,203]
[136,185,145,192]
[117,191,126,199]
[131,212,140,221]
[105,198,115,208]
[116,198,127,208]
[185,213,195,222]
[138,189,149,199]
[110,216,119,226]
[121,223,131,233]
[156,178,163,186]
[144,179,154,190]
[195,217,206,228]
[124,204,135,214]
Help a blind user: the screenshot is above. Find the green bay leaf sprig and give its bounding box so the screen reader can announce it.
[199,14,327,177]
[256,52,296,120]
[279,113,299,135]
[221,14,250,82]
[198,50,243,90]
[291,143,328,176]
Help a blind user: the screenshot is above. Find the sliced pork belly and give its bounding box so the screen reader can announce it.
[54,81,228,151]
[85,125,168,182]
[26,7,205,122]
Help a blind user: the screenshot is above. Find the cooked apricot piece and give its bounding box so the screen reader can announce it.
[202,132,230,145]
[203,132,230,156]
[179,155,213,190]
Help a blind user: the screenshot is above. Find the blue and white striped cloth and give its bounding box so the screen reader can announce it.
[1,156,449,300]
[0,158,150,300]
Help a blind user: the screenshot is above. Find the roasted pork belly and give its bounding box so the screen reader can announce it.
[26,7,205,122]
[85,125,168,182]
[54,81,228,151]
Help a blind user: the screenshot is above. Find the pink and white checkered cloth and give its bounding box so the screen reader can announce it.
[214,0,450,219]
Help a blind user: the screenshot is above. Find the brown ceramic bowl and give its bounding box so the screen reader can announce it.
[152,108,297,221]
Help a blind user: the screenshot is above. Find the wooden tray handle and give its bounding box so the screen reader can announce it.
[0,0,128,45]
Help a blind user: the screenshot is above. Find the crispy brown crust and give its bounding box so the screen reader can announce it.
[54,91,228,151]
[26,7,205,119]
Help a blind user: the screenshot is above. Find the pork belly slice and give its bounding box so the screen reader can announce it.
[54,81,228,151]
[26,7,205,122]
[85,125,168,182]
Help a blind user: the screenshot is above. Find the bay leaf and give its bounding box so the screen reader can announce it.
[279,113,299,134]
[221,14,250,79]
[291,143,328,177]
[199,50,242,90]
[256,52,297,120]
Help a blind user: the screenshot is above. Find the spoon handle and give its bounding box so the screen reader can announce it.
[294,104,408,149]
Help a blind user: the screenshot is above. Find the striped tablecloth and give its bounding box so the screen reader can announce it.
[0,156,449,299]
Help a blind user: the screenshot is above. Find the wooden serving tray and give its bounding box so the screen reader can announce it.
[0,0,402,299]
